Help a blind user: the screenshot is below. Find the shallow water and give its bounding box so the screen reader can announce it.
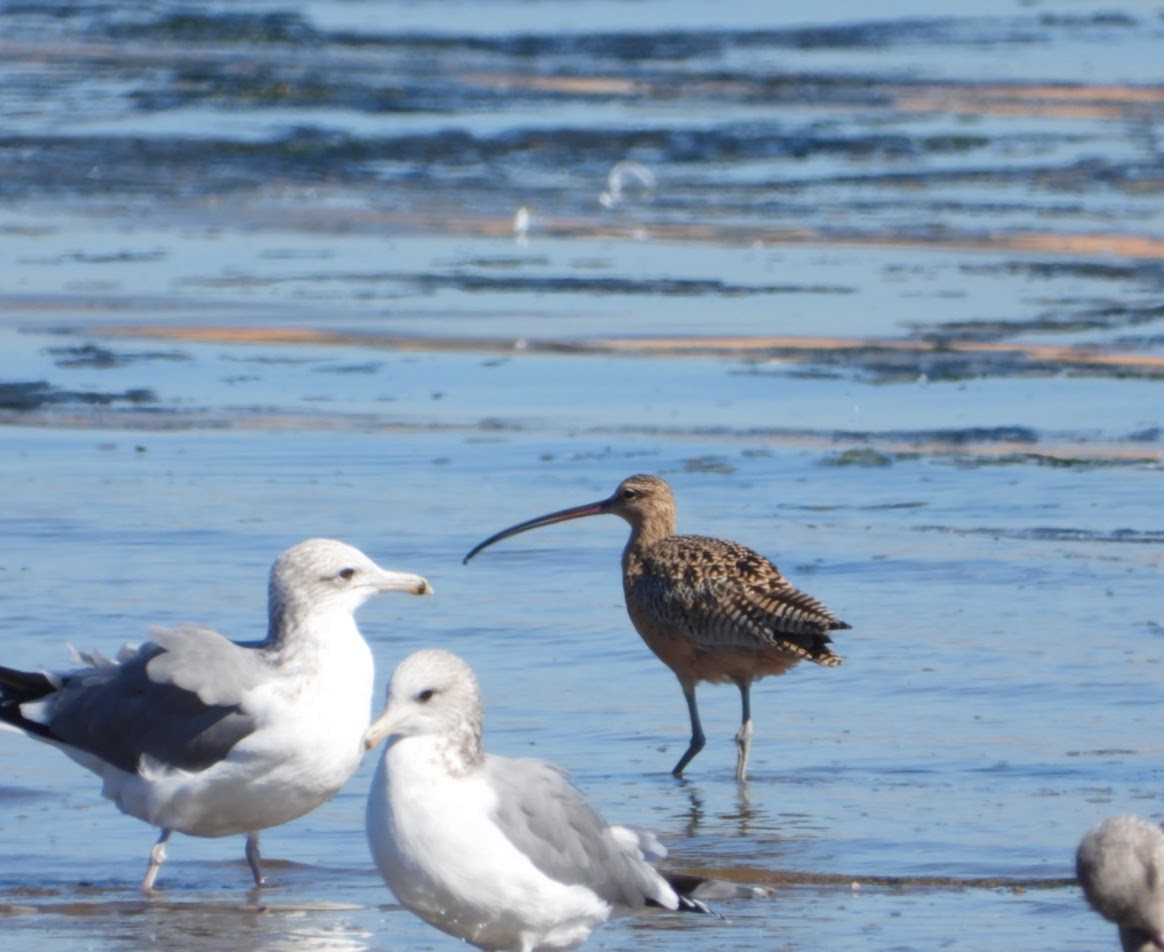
[0,0,1162,949]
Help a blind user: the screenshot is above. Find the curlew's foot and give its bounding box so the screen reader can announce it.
[671,733,707,778]
[734,720,754,782]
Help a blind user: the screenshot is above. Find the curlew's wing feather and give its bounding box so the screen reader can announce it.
[631,535,847,664]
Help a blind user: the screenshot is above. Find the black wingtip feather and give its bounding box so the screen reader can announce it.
[656,870,722,917]
[0,664,61,743]
[0,664,56,703]
[677,894,719,916]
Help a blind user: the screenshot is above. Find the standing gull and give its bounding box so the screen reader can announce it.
[1077,815,1164,951]
[364,648,713,952]
[0,538,432,890]
[464,474,849,781]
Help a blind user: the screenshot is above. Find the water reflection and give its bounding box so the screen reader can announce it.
[0,891,374,952]
[727,783,758,839]
[679,780,705,838]
[677,781,762,839]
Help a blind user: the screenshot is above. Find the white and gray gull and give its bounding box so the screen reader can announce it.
[364,647,714,952]
[0,538,432,890]
[1077,814,1164,951]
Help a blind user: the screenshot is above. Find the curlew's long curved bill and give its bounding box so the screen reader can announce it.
[462,497,611,564]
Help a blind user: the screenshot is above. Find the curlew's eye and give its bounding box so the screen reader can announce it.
[338,567,357,581]
[417,689,436,703]
[621,488,636,499]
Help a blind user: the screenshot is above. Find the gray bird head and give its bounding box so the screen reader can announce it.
[1077,814,1164,951]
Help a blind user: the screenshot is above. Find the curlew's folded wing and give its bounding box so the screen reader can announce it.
[631,535,847,664]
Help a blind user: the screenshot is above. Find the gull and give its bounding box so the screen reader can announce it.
[512,205,531,245]
[364,648,714,952]
[463,474,849,781]
[1077,814,1164,951]
[0,538,432,890]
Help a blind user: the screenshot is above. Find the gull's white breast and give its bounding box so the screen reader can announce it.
[368,736,609,952]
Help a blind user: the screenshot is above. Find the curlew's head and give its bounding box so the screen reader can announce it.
[603,474,675,530]
[462,474,677,564]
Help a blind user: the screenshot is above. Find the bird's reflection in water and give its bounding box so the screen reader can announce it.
[678,781,762,840]
[0,889,375,952]
[729,782,759,838]
[679,780,705,838]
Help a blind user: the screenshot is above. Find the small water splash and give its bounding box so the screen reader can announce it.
[599,160,657,210]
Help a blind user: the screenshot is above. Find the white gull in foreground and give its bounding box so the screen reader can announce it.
[364,648,714,952]
[0,538,432,890]
[1077,814,1164,951]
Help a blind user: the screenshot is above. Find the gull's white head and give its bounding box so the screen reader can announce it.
[268,539,432,641]
[364,649,484,771]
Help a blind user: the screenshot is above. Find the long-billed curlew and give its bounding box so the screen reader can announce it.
[463,474,849,781]
[0,538,432,890]
[364,648,714,952]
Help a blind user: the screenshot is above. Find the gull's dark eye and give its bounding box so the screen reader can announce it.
[417,689,436,703]
[338,567,357,581]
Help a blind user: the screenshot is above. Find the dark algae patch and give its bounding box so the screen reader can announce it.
[46,344,189,369]
[0,381,157,412]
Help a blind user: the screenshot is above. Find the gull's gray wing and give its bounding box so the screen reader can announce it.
[36,625,271,774]
[484,754,670,909]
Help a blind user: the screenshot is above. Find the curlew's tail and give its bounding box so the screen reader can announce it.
[774,626,845,667]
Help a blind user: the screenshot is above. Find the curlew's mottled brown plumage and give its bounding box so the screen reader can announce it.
[463,474,849,781]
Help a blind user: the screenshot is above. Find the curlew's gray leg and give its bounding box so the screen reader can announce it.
[142,828,172,891]
[245,832,266,886]
[735,680,754,782]
[671,683,706,778]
